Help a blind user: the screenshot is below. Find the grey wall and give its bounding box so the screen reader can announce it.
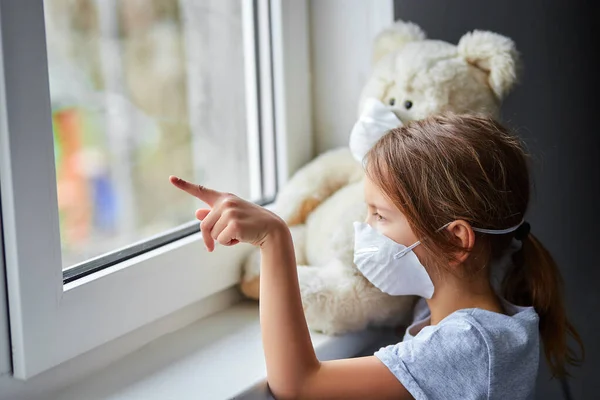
[392,0,599,398]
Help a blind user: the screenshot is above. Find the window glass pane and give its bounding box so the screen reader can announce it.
[44,0,251,268]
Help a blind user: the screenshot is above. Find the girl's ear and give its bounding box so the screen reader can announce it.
[446,220,476,265]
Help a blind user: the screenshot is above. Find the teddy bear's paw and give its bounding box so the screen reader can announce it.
[303,292,367,335]
[297,259,417,334]
[298,260,370,334]
[278,197,321,227]
[239,224,308,300]
[273,147,362,225]
[239,275,260,300]
[357,289,417,329]
[242,248,262,280]
[239,249,262,300]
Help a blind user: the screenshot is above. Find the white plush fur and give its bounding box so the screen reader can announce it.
[239,20,520,335]
[371,20,426,65]
[457,30,520,100]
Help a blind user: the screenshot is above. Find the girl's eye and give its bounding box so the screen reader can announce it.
[372,212,384,221]
[388,98,395,106]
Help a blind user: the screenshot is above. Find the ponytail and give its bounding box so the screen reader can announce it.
[502,232,584,378]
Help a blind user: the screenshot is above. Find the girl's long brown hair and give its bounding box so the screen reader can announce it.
[365,113,583,379]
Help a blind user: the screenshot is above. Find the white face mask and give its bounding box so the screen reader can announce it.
[353,220,524,299]
[349,98,402,164]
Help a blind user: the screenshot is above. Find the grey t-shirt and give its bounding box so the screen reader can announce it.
[374,298,539,400]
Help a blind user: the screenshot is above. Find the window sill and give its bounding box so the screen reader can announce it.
[51,300,394,400]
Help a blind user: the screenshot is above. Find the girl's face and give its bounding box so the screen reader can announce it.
[364,177,423,259]
[364,176,478,278]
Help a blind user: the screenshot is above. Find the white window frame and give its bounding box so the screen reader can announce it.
[0,0,312,380]
[0,199,10,377]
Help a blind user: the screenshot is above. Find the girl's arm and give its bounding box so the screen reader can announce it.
[169,177,411,399]
[260,224,412,400]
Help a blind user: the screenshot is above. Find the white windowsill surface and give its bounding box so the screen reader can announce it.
[50,300,393,400]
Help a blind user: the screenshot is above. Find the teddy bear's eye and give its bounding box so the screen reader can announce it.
[388,98,395,106]
[404,100,413,110]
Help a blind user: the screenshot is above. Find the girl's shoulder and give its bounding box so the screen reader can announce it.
[462,299,540,339]
[407,298,539,341]
[375,301,540,400]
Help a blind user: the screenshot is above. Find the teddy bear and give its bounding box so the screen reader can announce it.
[239,20,520,335]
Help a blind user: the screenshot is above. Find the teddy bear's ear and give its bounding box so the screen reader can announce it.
[372,20,426,65]
[457,30,521,100]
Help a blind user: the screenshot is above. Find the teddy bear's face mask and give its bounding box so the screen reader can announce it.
[349,98,403,164]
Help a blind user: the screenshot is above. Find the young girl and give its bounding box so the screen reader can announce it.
[170,113,583,399]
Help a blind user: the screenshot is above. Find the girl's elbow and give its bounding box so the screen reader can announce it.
[268,384,302,400]
[268,377,314,400]
[267,363,320,399]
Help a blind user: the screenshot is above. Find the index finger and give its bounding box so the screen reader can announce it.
[169,176,222,206]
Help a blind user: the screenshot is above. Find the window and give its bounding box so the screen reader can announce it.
[0,0,311,379]
[45,0,257,270]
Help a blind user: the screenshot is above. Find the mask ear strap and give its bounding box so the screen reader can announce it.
[393,219,524,259]
[394,241,421,259]
[393,222,450,259]
[436,222,452,232]
[471,219,525,235]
